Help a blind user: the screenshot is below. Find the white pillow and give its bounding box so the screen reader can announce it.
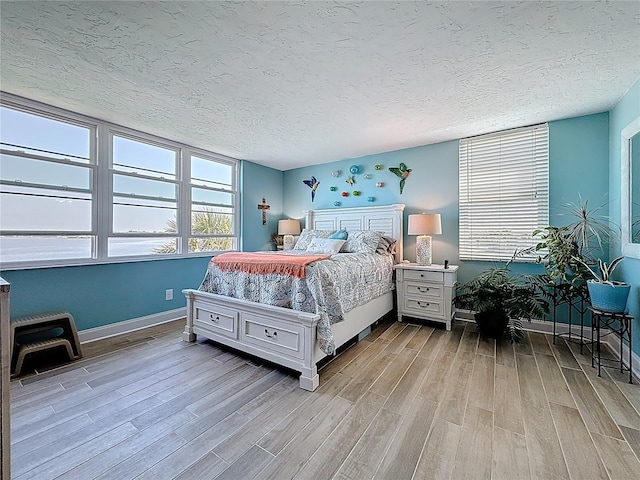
[305,238,345,254]
[293,229,335,250]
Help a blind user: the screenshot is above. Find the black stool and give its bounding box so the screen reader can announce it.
[590,307,633,383]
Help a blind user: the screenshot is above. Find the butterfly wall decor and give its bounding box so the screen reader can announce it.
[389,163,412,194]
[303,176,320,202]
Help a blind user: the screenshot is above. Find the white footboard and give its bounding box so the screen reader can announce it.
[183,289,321,390]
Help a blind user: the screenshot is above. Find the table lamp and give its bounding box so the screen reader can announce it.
[408,213,442,265]
[278,219,301,250]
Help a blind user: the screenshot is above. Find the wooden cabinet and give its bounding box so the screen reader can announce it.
[395,263,458,330]
[0,278,10,480]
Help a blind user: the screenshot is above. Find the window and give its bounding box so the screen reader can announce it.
[109,133,180,257]
[188,154,237,253]
[0,105,96,264]
[0,95,239,268]
[459,123,549,262]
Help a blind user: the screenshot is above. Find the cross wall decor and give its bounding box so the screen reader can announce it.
[258,197,270,225]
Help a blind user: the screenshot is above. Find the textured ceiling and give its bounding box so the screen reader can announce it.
[1,1,639,170]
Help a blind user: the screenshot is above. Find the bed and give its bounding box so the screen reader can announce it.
[182,204,405,390]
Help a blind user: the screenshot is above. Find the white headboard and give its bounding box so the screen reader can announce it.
[303,204,405,263]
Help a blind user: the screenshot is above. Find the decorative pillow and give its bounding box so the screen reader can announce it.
[293,229,335,250]
[305,238,345,254]
[340,230,384,254]
[330,229,348,240]
[376,235,397,255]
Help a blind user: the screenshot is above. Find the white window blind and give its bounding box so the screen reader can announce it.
[459,123,549,262]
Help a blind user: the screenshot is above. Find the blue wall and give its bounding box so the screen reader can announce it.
[1,160,284,332]
[549,113,610,221]
[1,257,210,330]
[609,77,640,357]
[240,161,285,252]
[283,140,460,271]
[283,113,611,284]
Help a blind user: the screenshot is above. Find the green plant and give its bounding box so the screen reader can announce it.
[531,226,588,287]
[529,197,614,289]
[575,256,625,285]
[155,210,233,253]
[271,232,284,247]
[562,197,612,255]
[454,264,549,343]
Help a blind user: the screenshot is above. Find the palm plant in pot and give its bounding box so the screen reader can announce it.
[454,265,549,342]
[575,256,631,313]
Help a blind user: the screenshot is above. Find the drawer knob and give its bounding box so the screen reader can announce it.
[420,274,424,277]
[418,287,429,292]
[210,314,219,323]
[264,328,278,339]
[417,301,429,307]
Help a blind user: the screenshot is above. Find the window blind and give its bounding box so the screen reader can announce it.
[459,123,549,262]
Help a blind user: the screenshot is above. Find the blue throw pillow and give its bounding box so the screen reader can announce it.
[330,229,348,240]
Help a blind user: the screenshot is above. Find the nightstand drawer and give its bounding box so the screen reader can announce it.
[404,297,444,317]
[242,315,304,360]
[403,270,444,283]
[405,282,443,299]
[194,302,238,339]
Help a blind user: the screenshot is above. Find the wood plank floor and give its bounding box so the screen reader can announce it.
[10,319,640,479]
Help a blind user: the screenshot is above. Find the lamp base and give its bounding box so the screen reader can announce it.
[283,234,295,251]
[416,235,432,265]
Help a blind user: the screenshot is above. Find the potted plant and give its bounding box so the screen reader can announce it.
[575,256,631,313]
[454,264,549,342]
[522,197,617,310]
[271,232,284,250]
[531,225,590,288]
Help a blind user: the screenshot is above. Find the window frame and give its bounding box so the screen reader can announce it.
[107,129,181,259]
[458,123,549,263]
[0,93,240,270]
[185,149,239,253]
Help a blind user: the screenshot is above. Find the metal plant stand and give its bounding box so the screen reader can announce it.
[590,307,634,383]
[552,284,593,354]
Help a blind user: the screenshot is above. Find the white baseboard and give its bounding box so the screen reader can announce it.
[455,311,640,381]
[524,317,591,337]
[78,307,186,344]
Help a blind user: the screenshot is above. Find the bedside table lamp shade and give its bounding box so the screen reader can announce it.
[408,213,442,265]
[278,219,301,250]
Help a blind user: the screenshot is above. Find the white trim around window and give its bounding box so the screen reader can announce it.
[0,92,240,270]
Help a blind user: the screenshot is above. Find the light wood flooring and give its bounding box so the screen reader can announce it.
[9,318,640,479]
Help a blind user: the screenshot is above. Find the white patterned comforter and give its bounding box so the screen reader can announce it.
[198,251,394,355]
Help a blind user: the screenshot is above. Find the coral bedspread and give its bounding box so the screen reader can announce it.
[210,252,330,278]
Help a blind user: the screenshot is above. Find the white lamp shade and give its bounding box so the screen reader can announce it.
[408,213,442,235]
[278,219,301,235]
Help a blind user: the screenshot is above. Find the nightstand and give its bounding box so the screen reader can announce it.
[394,263,459,330]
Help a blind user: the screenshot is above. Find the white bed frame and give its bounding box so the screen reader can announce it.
[182,203,405,390]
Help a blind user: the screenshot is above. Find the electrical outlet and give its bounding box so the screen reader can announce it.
[165,289,173,301]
